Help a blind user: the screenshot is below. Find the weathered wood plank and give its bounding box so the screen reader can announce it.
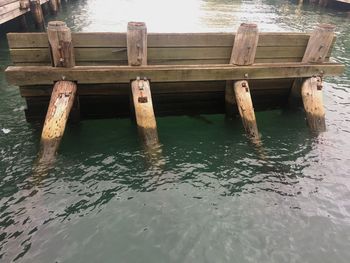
[5,63,345,86]
[7,32,312,49]
[9,46,314,64]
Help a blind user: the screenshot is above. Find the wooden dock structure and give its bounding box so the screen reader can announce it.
[0,0,68,30]
[306,0,350,10]
[4,21,345,160]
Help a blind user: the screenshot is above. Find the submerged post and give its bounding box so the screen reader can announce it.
[127,22,159,146]
[301,76,326,132]
[29,0,45,31]
[37,21,77,167]
[289,24,335,131]
[227,23,260,140]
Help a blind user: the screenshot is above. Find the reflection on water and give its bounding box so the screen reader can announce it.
[1,0,350,262]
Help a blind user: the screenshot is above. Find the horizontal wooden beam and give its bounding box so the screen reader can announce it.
[5,63,344,86]
[7,32,313,48]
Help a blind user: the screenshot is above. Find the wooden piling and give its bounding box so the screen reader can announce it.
[301,76,326,132]
[47,21,75,67]
[37,21,77,167]
[234,80,259,139]
[49,0,59,15]
[127,22,147,66]
[290,24,334,131]
[289,24,335,106]
[127,22,159,146]
[29,0,45,31]
[227,23,260,140]
[39,81,77,164]
[20,0,30,10]
[131,79,159,146]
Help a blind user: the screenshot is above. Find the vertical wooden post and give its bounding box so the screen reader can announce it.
[49,0,59,15]
[127,22,159,146]
[289,24,335,105]
[301,76,326,132]
[127,22,147,66]
[227,23,260,140]
[37,21,77,167]
[289,24,334,131]
[47,21,75,67]
[29,0,45,31]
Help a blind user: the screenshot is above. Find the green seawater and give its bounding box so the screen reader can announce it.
[0,0,350,262]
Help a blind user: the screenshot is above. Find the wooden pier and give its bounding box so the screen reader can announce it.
[0,0,68,30]
[306,0,350,10]
[4,21,345,160]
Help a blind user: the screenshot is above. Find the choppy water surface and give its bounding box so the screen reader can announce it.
[1,0,350,262]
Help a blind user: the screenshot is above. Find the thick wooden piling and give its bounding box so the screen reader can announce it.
[127,22,159,146]
[37,21,77,168]
[234,80,259,138]
[29,0,45,31]
[49,0,59,15]
[47,21,76,67]
[301,76,326,132]
[289,24,334,131]
[226,23,260,140]
[131,79,159,146]
[39,81,77,164]
[127,22,147,66]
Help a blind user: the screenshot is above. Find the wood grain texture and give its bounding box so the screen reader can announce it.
[301,76,326,132]
[47,21,75,67]
[302,24,335,63]
[5,63,344,85]
[131,79,158,146]
[127,22,147,66]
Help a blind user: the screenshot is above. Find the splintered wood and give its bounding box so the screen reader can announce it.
[131,79,159,146]
[301,77,326,132]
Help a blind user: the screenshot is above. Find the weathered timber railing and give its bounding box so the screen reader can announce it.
[4,21,345,161]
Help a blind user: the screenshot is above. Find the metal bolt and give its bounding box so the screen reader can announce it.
[242,82,247,88]
[244,73,249,78]
[136,76,140,81]
[143,77,148,81]
[62,76,66,80]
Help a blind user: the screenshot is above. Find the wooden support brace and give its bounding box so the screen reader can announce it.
[39,81,77,163]
[226,23,259,117]
[29,0,45,31]
[131,79,159,146]
[234,80,259,139]
[289,24,335,106]
[301,76,326,132]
